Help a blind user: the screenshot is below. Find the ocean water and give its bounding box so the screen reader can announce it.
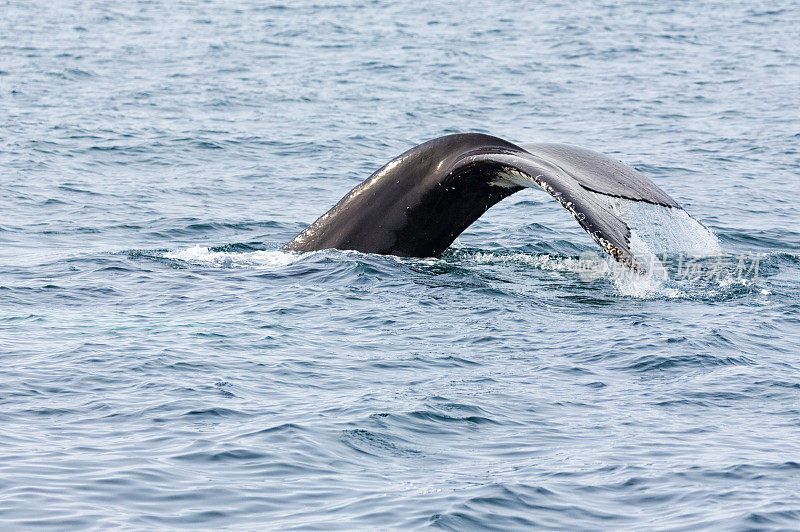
[1,0,799,529]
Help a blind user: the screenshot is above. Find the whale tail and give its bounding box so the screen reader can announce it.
[284,133,684,270]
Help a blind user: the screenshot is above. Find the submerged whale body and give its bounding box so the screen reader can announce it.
[283,133,684,269]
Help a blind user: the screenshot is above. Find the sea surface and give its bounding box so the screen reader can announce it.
[2,0,799,529]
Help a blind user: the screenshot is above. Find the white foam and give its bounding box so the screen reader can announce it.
[164,245,299,268]
[465,251,598,274]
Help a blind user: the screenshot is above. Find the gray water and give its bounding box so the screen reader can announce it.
[2,0,799,529]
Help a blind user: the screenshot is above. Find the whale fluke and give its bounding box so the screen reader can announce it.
[283,133,683,269]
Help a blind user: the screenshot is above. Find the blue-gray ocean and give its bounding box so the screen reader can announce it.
[2,0,799,529]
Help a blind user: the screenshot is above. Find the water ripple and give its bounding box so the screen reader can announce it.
[1,0,799,529]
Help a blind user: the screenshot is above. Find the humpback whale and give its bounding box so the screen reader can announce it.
[283,133,683,269]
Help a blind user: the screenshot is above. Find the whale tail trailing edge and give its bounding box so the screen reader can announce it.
[283,133,685,269]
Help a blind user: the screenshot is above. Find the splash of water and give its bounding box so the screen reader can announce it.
[575,194,768,300]
[589,193,722,258]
